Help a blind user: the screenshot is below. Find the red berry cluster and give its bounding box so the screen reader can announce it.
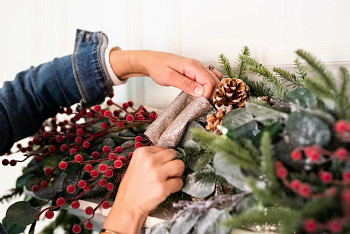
[2,94,156,233]
[335,120,350,142]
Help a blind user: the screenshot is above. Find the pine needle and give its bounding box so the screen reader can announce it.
[234,46,251,80]
[273,67,303,88]
[218,54,234,78]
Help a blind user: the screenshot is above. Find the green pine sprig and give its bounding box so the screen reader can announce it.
[218,54,234,78]
[273,67,303,88]
[234,46,251,80]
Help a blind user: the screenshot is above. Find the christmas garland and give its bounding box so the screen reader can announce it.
[1,47,350,233]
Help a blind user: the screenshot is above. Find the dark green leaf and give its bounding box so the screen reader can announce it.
[182,169,216,198]
[16,173,34,190]
[284,88,317,108]
[2,216,26,234]
[221,108,253,131]
[246,102,288,125]
[253,122,282,146]
[5,201,39,226]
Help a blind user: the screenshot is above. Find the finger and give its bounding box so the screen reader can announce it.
[168,69,206,97]
[144,146,167,154]
[202,65,220,84]
[212,68,223,80]
[162,159,185,178]
[165,177,184,194]
[156,148,177,164]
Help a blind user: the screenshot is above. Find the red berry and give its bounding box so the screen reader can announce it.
[346,123,350,132]
[127,101,134,107]
[84,164,93,173]
[66,184,76,194]
[319,171,333,183]
[71,201,80,209]
[115,146,123,153]
[135,136,142,142]
[44,168,52,175]
[78,180,86,188]
[106,183,114,191]
[48,145,56,153]
[34,156,41,163]
[103,146,110,153]
[55,135,64,143]
[335,120,347,133]
[86,111,93,118]
[91,151,100,159]
[303,219,317,233]
[60,144,68,151]
[126,115,134,122]
[101,201,110,209]
[104,110,112,118]
[33,137,41,145]
[327,219,342,233]
[91,170,99,178]
[74,154,83,163]
[85,206,94,215]
[135,142,142,148]
[99,179,107,187]
[45,210,54,219]
[117,122,124,127]
[105,169,113,178]
[107,100,113,106]
[101,122,108,129]
[114,160,123,169]
[66,107,73,115]
[75,136,83,144]
[276,167,287,178]
[76,128,84,136]
[9,159,17,166]
[335,148,348,161]
[108,153,116,160]
[2,159,9,166]
[94,105,101,112]
[290,179,301,190]
[72,225,81,234]
[85,221,93,230]
[342,189,350,203]
[290,149,302,161]
[98,163,108,173]
[83,141,90,148]
[109,93,114,98]
[43,132,50,138]
[122,103,129,110]
[70,148,77,155]
[304,146,321,162]
[113,110,120,117]
[32,185,40,192]
[41,181,48,188]
[149,112,156,119]
[56,197,65,206]
[117,156,127,163]
[299,183,311,198]
[59,161,68,170]
[137,115,144,120]
[84,183,91,191]
[343,171,350,183]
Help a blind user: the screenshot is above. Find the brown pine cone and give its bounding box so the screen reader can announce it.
[205,109,224,133]
[213,78,250,112]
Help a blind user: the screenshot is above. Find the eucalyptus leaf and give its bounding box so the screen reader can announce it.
[196,208,231,234]
[170,212,201,234]
[182,170,215,198]
[5,201,39,226]
[2,216,26,234]
[231,121,260,140]
[284,88,317,108]
[286,112,331,147]
[213,153,251,192]
[246,102,288,124]
[33,173,67,199]
[16,173,35,189]
[102,137,115,149]
[221,108,253,131]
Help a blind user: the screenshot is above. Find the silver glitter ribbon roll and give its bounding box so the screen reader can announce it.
[145,92,215,148]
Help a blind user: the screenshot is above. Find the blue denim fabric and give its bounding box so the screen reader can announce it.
[0,29,112,155]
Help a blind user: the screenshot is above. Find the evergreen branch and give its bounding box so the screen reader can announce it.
[304,78,335,100]
[294,58,307,80]
[296,49,336,90]
[218,54,234,78]
[0,188,22,203]
[336,67,350,119]
[244,80,274,98]
[241,55,287,99]
[273,67,303,88]
[260,133,276,186]
[234,46,251,80]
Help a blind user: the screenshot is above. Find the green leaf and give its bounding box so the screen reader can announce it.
[213,153,250,192]
[246,102,288,125]
[253,122,282,147]
[196,208,231,234]
[286,112,331,147]
[182,169,216,198]
[284,88,317,108]
[16,173,34,189]
[5,201,39,226]
[2,216,26,234]
[221,108,253,131]
[230,121,260,140]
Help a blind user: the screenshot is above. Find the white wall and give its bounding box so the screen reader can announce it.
[1,0,350,232]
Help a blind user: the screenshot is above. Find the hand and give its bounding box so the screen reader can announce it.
[109,50,222,99]
[103,146,184,234]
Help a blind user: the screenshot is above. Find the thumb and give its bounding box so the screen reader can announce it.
[169,70,205,97]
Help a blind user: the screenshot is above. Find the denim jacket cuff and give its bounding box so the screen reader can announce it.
[72,29,113,107]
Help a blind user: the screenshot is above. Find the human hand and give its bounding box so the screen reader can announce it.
[102,146,184,233]
[109,50,222,99]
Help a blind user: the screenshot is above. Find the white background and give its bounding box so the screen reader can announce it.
[1,0,350,233]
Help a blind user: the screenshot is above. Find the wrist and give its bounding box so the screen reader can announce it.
[109,50,149,80]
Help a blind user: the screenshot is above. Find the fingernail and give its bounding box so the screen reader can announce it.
[194,86,204,96]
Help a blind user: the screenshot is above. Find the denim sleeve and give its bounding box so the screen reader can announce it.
[0,29,113,155]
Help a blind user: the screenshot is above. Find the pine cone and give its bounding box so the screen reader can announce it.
[205,109,224,133]
[213,78,250,112]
